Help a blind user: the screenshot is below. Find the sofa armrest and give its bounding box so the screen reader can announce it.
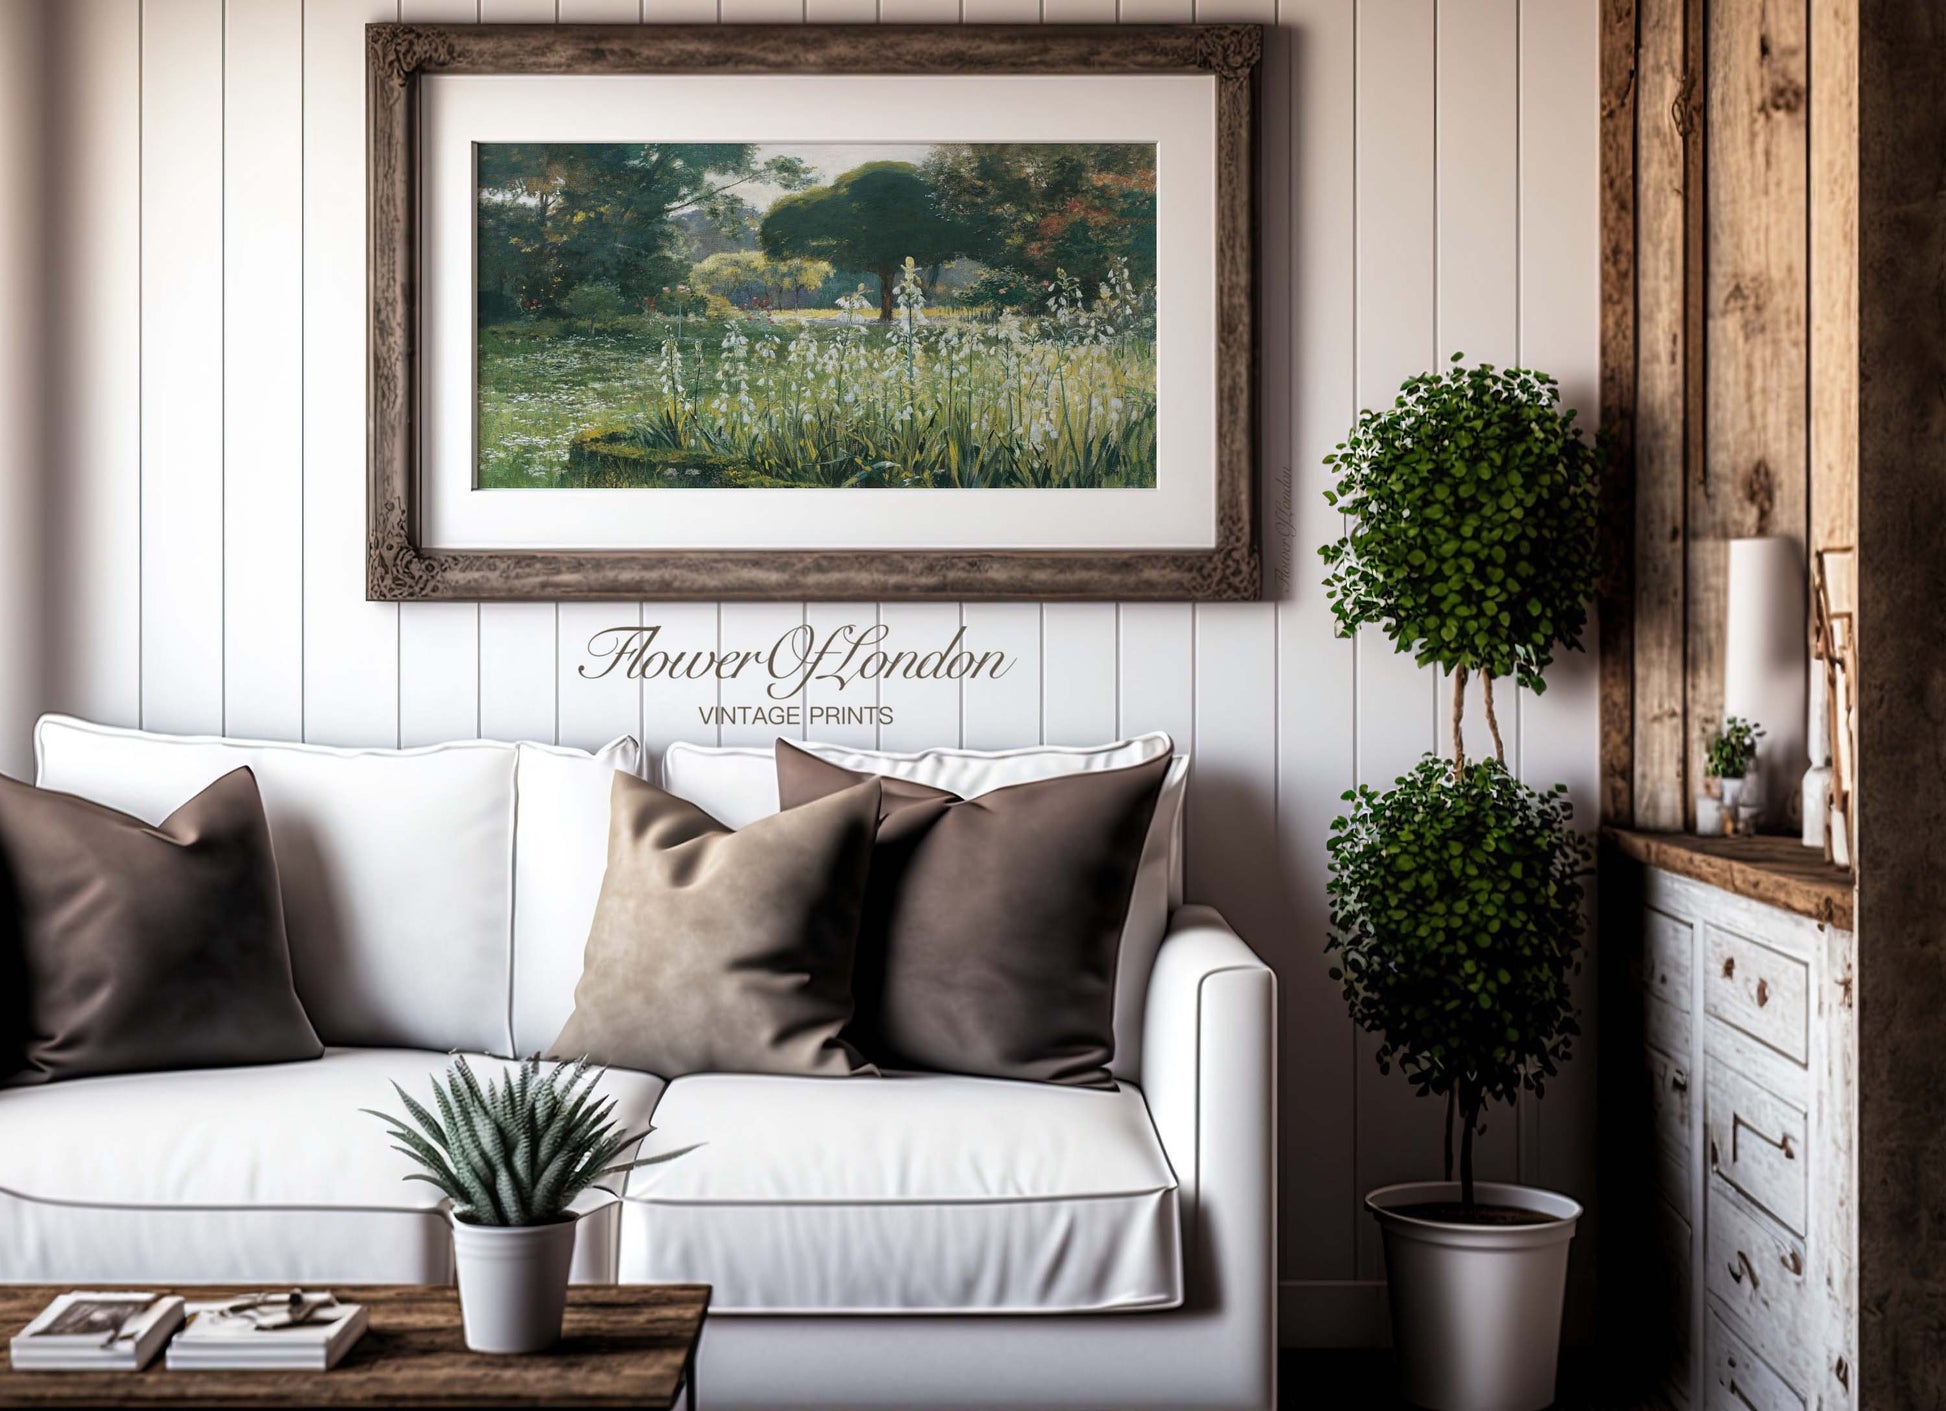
[1141,906,1276,1324]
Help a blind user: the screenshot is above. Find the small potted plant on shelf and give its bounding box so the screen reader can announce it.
[1321,355,1598,1411]
[368,1055,692,1354]
[1703,715,1766,834]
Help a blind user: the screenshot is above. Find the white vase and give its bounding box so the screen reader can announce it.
[1695,794,1724,836]
[449,1212,578,1354]
[1367,1182,1583,1411]
[1719,776,1744,813]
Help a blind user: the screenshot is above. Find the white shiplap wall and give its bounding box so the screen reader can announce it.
[29,0,1601,1345]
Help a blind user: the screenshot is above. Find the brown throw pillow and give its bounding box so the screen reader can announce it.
[776,740,1169,1090]
[0,767,323,1084]
[548,770,882,1079]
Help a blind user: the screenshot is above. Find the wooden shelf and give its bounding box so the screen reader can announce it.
[1603,827,1854,930]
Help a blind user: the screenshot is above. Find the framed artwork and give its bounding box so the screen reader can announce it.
[366,22,1262,601]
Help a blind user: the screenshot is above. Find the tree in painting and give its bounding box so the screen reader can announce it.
[476,142,1159,491]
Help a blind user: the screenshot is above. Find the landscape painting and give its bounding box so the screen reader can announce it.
[475,142,1159,492]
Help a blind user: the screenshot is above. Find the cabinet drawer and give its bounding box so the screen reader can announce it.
[1650,1046,1695,1219]
[1649,991,1693,1064]
[1704,925,1809,1065]
[1659,1198,1695,1403]
[1645,906,1695,1010]
[1706,1063,1808,1236]
[1706,1184,1813,1390]
[1705,1308,1804,1411]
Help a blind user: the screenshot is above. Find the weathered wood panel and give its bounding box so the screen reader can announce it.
[1808,0,1858,566]
[1695,0,1809,821]
[1632,0,1688,831]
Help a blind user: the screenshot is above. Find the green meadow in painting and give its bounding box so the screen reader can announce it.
[475,142,1158,490]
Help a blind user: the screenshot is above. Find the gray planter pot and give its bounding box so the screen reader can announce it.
[1366,1181,1582,1411]
[449,1212,579,1354]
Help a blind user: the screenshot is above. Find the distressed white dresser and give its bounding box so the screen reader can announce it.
[1614,834,1857,1411]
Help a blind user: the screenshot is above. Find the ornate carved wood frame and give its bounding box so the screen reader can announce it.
[366,21,1262,601]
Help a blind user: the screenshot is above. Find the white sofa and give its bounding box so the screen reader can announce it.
[2,716,1277,1411]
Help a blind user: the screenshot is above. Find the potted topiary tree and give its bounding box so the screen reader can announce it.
[1320,356,1598,1411]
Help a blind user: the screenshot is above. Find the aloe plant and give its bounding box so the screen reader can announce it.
[367,1055,692,1227]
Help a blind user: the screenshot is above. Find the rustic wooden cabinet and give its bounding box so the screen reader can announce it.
[1626,864,1857,1411]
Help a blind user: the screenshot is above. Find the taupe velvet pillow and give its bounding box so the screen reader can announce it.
[776,741,1169,1090]
[549,770,882,1079]
[0,767,323,1084]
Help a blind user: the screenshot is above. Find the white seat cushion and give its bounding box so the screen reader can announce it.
[509,738,641,1056]
[0,1049,665,1285]
[32,716,637,1056]
[618,1073,1181,1315]
[659,735,1188,1082]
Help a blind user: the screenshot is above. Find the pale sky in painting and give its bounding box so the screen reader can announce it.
[738,143,943,213]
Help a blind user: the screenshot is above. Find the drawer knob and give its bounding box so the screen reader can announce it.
[1728,1249,1760,1290]
[1784,1248,1803,1276]
[1756,978,1771,1008]
[1723,957,1737,979]
[1671,1069,1689,1093]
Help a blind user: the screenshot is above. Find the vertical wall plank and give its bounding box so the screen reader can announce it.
[559,602,644,751]
[1042,604,1119,745]
[641,602,721,765]
[142,0,226,736]
[1118,603,1192,748]
[1632,0,1689,830]
[963,0,1038,21]
[876,603,964,750]
[718,602,806,745]
[802,604,881,748]
[721,0,802,18]
[1351,0,1443,1281]
[962,603,1043,749]
[479,603,558,742]
[1809,0,1858,563]
[804,0,875,18]
[223,0,305,741]
[1433,0,1522,778]
[394,0,483,750]
[0,0,45,776]
[1274,0,1358,1303]
[1519,0,1603,1339]
[1694,0,1809,809]
[1043,0,1114,20]
[473,1,603,750]
[304,0,400,746]
[43,0,143,731]
[1120,0,1192,19]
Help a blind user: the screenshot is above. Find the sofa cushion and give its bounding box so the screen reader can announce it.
[617,1073,1181,1314]
[777,742,1167,1090]
[509,738,643,1056]
[550,774,882,1080]
[0,1048,664,1284]
[0,767,322,1083]
[659,735,1189,1083]
[32,716,638,1057]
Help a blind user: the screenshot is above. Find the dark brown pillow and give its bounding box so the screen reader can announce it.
[776,741,1169,1090]
[549,771,882,1079]
[0,767,323,1084]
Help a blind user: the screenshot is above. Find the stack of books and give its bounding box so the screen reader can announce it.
[9,1292,185,1371]
[166,1292,369,1371]
[7,1289,368,1374]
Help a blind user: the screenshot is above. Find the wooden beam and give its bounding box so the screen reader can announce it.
[1856,0,1946,1400]
[1599,0,1639,828]
[1631,0,1690,831]
[1693,0,1810,827]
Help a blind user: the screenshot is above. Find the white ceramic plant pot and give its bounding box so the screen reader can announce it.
[1367,1182,1582,1411]
[449,1213,579,1354]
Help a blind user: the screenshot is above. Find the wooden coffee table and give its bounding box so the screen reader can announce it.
[0,1284,709,1408]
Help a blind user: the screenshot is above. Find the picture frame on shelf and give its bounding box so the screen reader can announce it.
[365,22,1263,603]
